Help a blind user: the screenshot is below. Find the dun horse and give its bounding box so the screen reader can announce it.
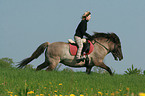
[18,32,123,75]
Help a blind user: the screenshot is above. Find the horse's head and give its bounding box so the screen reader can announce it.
[88,32,123,61]
[109,33,123,61]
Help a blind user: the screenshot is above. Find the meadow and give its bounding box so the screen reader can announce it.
[0,58,145,96]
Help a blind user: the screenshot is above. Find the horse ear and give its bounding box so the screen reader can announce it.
[110,32,117,42]
[110,32,116,36]
[110,33,120,44]
[111,32,118,37]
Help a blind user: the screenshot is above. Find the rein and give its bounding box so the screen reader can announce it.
[92,39,110,53]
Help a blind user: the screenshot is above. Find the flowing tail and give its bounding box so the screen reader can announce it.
[17,42,50,68]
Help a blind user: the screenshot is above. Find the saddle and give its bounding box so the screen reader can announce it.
[68,39,94,56]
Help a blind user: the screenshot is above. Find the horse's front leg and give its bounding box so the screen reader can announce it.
[98,62,113,76]
[85,56,93,74]
[86,66,93,74]
[93,60,113,75]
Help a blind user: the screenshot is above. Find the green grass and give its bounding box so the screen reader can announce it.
[0,67,145,96]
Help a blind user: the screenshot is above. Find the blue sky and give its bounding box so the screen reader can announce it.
[0,0,145,74]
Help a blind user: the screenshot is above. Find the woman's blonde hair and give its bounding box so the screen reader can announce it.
[82,11,91,20]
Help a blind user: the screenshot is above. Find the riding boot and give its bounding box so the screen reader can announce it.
[85,55,89,66]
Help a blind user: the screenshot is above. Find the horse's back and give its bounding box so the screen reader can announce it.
[47,42,69,56]
[49,42,69,48]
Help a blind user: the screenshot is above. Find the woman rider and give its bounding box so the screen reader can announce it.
[74,11,92,62]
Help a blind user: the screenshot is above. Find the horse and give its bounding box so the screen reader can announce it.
[17,32,123,75]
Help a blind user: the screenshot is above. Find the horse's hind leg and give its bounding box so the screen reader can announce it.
[46,58,60,71]
[36,62,48,71]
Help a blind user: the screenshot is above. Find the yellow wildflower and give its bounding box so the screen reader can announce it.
[80,94,84,96]
[70,94,75,96]
[8,91,13,94]
[59,83,62,85]
[126,87,129,91]
[105,93,108,95]
[139,92,145,96]
[36,95,39,96]
[98,91,102,94]
[59,95,63,96]
[27,91,34,94]
[119,89,122,91]
[111,93,115,96]
[116,91,120,94]
[98,92,103,96]
[40,94,44,96]
[54,90,57,93]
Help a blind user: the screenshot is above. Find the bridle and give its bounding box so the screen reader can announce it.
[92,39,109,52]
[92,39,116,54]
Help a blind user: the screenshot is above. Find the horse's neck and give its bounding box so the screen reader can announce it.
[94,38,110,51]
[96,38,109,44]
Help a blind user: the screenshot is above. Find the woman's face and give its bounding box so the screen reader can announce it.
[86,15,91,21]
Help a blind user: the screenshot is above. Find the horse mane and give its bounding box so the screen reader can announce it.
[88,32,121,44]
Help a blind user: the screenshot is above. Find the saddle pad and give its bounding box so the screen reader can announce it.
[69,40,94,56]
